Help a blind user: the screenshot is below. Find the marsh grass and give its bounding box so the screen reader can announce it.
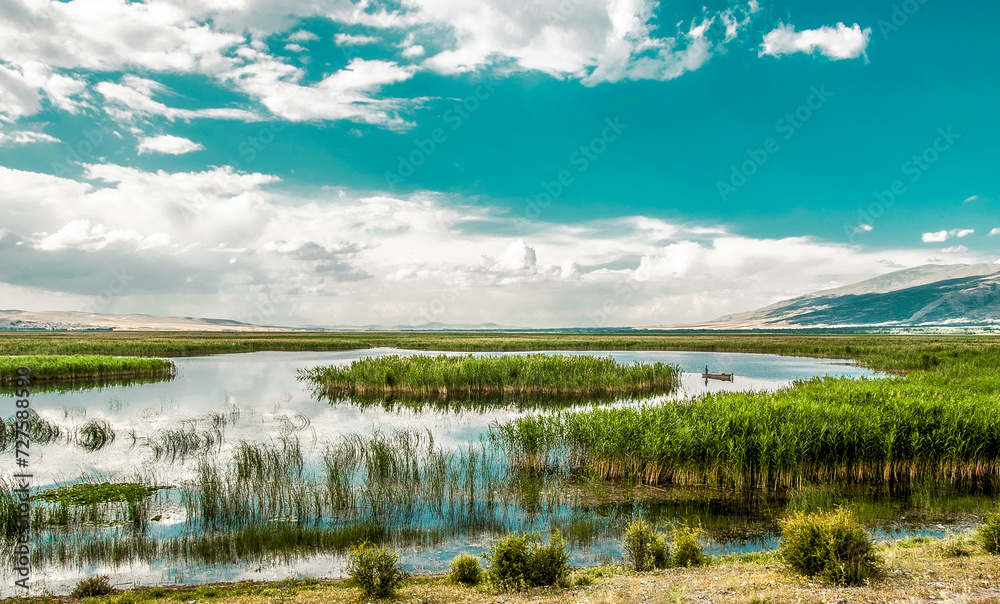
[0,354,175,383]
[300,354,680,398]
[492,349,1000,489]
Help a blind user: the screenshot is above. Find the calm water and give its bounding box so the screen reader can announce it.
[9,349,983,596]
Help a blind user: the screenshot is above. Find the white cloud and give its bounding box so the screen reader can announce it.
[922,230,949,243]
[401,45,426,58]
[334,33,381,46]
[853,223,873,234]
[222,53,418,128]
[287,30,319,43]
[35,219,170,251]
[1,163,990,328]
[97,75,260,123]
[0,61,87,120]
[0,129,60,146]
[964,195,980,202]
[951,228,974,238]
[284,43,307,53]
[761,22,871,60]
[941,245,968,254]
[989,228,1000,237]
[137,135,205,155]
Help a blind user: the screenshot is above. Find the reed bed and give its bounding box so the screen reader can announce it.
[0,354,176,383]
[491,349,1000,489]
[300,354,680,397]
[2,331,996,374]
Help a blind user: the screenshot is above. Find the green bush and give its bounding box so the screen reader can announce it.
[779,508,882,585]
[71,575,116,597]
[346,542,409,599]
[671,522,706,567]
[485,531,570,589]
[527,531,570,587]
[978,512,1000,554]
[623,519,670,572]
[450,553,482,586]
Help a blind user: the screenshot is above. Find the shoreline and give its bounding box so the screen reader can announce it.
[6,533,1000,602]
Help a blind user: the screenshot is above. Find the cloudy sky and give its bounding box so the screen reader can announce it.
[0,0,997,327]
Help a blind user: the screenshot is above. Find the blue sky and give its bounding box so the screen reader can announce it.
[0,0,997,327]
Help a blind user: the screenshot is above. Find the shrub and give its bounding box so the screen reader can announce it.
[346,542,409,599]
[485,531,570,589]
[623,519,670,572]
[978,512,1000,554]
[450,553,482,586]
[671,522,706,567]
[779,508,882,585]
[527,531,570,587]
[71,575,116,597]
[485,532,533,589]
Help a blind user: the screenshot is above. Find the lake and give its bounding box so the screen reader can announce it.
[4,349,990,596]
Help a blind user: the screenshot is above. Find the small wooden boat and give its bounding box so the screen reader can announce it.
[701,366,734,382]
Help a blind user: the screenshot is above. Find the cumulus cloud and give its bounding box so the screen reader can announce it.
[990,228,1000,237]
[334,33,381,46]
[0,162,987,328]
[761,22,871,60]
[922,228,975,243]
[941,245,968,254]
[853,223,873,234]
[137,134,205,155]
[0,129,59,146]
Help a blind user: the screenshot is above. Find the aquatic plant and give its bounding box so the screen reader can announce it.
[300,353,680,397]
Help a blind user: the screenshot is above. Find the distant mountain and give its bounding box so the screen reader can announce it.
[0,310,283,332]
[680,263,1000,330]
[0,310,524,332]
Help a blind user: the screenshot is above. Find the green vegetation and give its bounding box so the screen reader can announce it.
[621,519,705,571]
[492,344,1000,488]
[484,531,570,590]
[301,354,680,397]
[978,511,1000,554]
[779,508,882,585]
[622,519,670,571]
[71,575,116,597]
[450,553,482,585]
[346,542,409,599]
[0,354,175,382]
[0,331,992,373]
[36,482,164,507]
[671,522,706,567]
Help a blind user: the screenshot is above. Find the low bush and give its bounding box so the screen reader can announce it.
[623,519,670,571]
[485,531,570,589]
[779,508,882,585]
[978,512,1000,554]
[450,553,482,586]
[71,575,116,597]
[346,542,409,599]
[671,522,706,567]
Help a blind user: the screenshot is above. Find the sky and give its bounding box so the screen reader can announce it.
[0,0,997,328]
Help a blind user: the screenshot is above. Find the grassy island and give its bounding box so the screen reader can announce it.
[300,353,681,397]
[0,354,176,383]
